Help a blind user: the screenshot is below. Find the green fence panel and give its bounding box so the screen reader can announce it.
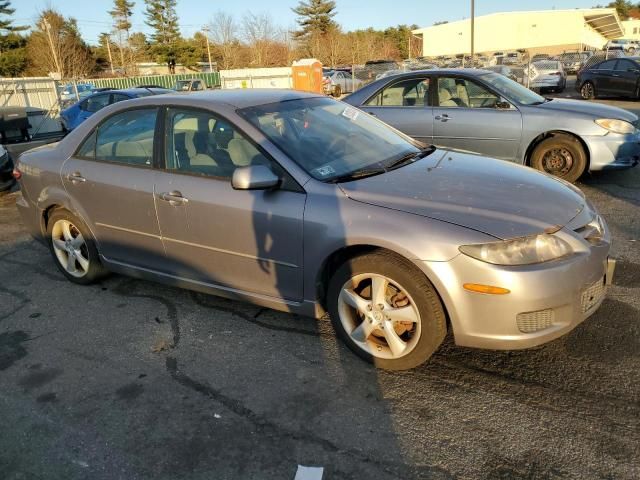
[87,72,221,90]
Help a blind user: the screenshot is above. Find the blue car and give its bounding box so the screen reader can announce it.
[60,87,172,131]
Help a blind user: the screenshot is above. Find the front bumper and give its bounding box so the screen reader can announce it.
[421,230,612,350]
[583,132,640,171]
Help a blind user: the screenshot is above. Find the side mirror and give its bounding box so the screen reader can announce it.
[232,165,280,190]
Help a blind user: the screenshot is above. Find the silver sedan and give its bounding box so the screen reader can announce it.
[344,68,640,183]
[14,90,613,370]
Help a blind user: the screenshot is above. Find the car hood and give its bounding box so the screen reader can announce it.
[339,150,586,239]
[532,98,638,123]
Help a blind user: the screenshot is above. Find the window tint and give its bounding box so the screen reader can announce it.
[84,94,111,113]
[596,60,617,70]
[110,93,130,104]
[366,77,431,107]
[437,77,499,108]
[616,59,637,71]
[95,109,157,166]
[165,108,271,179]
[76,130,96,159]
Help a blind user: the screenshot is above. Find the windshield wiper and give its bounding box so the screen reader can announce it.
[385,145,436,171]
[327,167,386,183]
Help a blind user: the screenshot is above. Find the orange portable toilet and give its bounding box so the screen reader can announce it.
[292,58,323,93]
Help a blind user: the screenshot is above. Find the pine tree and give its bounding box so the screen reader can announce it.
[292,0,337,39]
[144,0,180,46]
[144,0,180,70]
[0,0,27,76]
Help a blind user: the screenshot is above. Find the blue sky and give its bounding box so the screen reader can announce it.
[12,0,597,45]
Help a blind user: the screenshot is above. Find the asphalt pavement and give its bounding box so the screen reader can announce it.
[0,103,639,479]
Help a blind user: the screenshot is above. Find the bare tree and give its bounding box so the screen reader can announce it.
[241,11,278,66]
[208,11,238,69]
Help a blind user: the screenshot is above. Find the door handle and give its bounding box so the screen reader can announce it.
[434,114,450,121]
[66,172,86,184]
[159,191,189,206]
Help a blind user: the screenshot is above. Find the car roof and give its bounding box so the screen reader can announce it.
[114,88,324,109]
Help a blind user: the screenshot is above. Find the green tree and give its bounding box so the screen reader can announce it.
[0,0,27,76]
[144,0,180,70]
[292,0,337,39]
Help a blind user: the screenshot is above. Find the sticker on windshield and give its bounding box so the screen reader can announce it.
[342,106,359,121]
[313,165,336,177]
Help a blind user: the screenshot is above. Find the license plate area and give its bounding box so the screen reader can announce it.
[581,277,606,314]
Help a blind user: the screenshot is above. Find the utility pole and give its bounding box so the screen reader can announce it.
[41,18,62,77]
[202,26,213,72]
[470,0,475,64]
[104,35,115,74]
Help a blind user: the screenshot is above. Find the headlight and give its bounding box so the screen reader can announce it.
[459,234,573,266]
[595,118,636,134]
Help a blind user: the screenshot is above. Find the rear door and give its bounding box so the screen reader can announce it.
[61,107,166,269]
[432,75,522,160]
[153,107,306,301]
[358,75,434,144]
[610,59,639,97]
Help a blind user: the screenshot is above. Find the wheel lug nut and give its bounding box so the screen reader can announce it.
[367,304,372,311]
[378,304,384,310]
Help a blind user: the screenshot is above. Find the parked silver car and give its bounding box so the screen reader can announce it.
[344,68,640,182]
[527,60,567,92]
[15,90,613,370]
[322,70,362,97]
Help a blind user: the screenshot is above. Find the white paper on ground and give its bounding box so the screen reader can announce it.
[294,465,324,480]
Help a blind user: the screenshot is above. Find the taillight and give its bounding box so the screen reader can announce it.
[12,167,21,180]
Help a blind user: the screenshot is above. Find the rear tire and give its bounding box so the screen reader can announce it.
[327,251,447,370]
[530,134,587,183]
[580,81,596,100]
[47,208,107,284]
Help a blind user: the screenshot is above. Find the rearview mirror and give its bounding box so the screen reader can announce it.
[232,165,280,190]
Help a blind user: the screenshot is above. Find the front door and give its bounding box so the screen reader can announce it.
[432,76,522,160]
[154,107,306,301]
[61,107,165,268]
[358,76,434,144]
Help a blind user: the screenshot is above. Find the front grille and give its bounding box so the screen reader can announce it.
[516,309,555,333]
[581,279,605,314]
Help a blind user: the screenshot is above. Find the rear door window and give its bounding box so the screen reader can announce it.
[366,77,431,107]
[93,109,157,166]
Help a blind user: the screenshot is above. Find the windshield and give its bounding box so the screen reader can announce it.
[238,97,422,182]
[479,72,546,105]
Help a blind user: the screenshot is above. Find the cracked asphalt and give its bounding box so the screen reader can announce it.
[1,111,639,479]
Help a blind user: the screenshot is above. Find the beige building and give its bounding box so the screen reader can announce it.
[413,8,624,57]
[622,19,640,40]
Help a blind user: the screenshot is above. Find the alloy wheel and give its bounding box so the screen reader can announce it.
[51,219,90,278]
[337,273,421,360]
[581,83,594,99]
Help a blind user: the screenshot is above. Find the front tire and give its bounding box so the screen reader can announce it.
[332,84,342,98]
[530,134,587,183]
[47,208,106,284]
[327,251,447,370]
